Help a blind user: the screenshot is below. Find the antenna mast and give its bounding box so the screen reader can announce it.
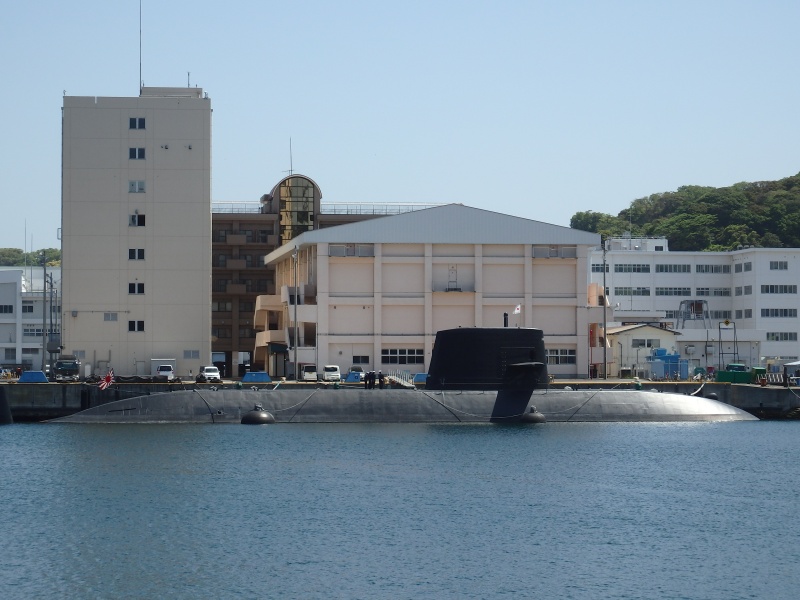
[289,138,293,175]
[139,0,143,91]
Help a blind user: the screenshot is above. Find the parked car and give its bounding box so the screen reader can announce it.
[196,365,221,383]
[156,364,175,381]
[348,366,365,381]
[321,365,341,382]
[301,365,318,381]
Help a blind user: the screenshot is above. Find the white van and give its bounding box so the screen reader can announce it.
[321,365,341,382]
[301,365,318,381]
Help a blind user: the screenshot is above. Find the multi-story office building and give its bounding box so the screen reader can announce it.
[0,267,61,371]
[253,204,605,379]
[589,236,800,373]
[61,87,212,377]
[211,174,436,377]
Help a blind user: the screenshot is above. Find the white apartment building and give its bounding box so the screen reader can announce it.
[253,204,605,379]
[0,267,61,370]
[61,87,212,377]
[589,236,800,374]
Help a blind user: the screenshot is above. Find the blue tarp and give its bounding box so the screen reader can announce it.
[241,372,272,383]
[19,371,49,383]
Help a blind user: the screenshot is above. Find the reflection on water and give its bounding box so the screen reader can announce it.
[2,421,798,599]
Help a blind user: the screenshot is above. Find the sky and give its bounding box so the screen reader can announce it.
[3,0,800,251]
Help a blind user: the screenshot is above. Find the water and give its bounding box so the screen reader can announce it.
[2,421,799,599]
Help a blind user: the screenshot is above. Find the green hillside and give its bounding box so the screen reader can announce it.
[570,172,800,251]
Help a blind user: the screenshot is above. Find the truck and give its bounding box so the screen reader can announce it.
[53,355,82,382]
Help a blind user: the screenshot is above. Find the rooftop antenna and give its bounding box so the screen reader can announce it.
[139,0,143,91]
[188,71,190,87]
[283,138,294,176]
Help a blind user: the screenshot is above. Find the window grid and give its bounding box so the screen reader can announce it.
[655,264,691,273]
[614,264,650,273]
[761,284,797,294]
[766,332,798,341]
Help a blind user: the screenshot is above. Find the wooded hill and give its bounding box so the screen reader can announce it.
[570,172,800,251]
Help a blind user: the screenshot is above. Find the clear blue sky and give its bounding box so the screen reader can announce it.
[4,0,800,251]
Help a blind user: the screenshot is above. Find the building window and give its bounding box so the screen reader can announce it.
[129,147,145,160]
[128,283,145,295]
[656,264,691,273]
[745,309,753,319]
[104,312,117,321]
[761,308,798,318]
[770,261,789,270]
[744,285,752,295]
[129,214,145,227]
[212,326,231,339]
[735,263,743,273]
[696,264,730,274]
[591,263,609,273]
[22,303,34,313]
[352,355,370,365]
[381,348,424,365]
[329,244,375,257]
[184,350,200,359]
[0,305,13,313]
[129,180,146,193]
[614,264,651,273]
[129,117,146,129]
[712,288,731,297]
[546,349,577,365]
[696,288,710,296]
[655,287,691,296]
[128,320,145,332]
[239,327,255,339]
[766,332,798,341]
[631,339,661,348]
[710,310,732,320]
[212,301,232,312]
[614,287,650,296]
[735,310,743,319]
[128,248,145,260]
[735,287,742,296]
[4,348,14,360]
[239,301,255,313]
[761,284,797,294]
[744,262,752,272]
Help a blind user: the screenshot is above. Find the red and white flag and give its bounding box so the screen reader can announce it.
[98,368,114,390]
[513,304,521,315]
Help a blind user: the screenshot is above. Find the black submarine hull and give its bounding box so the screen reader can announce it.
[49,328,757,424]
[50,387,756,424]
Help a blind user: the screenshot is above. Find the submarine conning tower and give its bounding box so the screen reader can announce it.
[425,327,549,391]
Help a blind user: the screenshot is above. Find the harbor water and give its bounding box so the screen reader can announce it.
[2,420,799,599]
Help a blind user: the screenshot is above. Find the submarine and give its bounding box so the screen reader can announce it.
[51,327,757,424]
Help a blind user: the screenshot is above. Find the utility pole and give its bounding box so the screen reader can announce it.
[602,237,608,379]
[41,250,47,372]
[293,246,299,381]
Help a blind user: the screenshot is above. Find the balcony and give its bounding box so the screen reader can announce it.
[227,234,247,245]
[226,258,247,270]
[226,283,247,294]
[255,329,287,347]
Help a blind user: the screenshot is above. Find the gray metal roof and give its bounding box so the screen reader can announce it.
[266,204,600,263]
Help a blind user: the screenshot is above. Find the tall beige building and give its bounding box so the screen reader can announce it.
[61,87,212,377]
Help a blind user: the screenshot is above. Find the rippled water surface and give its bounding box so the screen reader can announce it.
[2,421,799,599]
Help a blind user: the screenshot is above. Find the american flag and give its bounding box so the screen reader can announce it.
[98,368,114,390]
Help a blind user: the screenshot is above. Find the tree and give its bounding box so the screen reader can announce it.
[0,248,25,266]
